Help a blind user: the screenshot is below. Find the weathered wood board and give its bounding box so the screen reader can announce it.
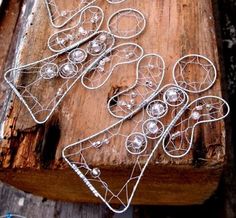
[0,0,226,205]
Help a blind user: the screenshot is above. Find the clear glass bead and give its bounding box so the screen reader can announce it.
[150,102,166,117]
[146,121,159,134]
[69,49,86,63]
[132,135,145,149]
[59,63,77,79]
[40,63,58,80]
[165,88,178,103]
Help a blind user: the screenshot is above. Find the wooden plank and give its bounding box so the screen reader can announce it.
[0,0,226,205]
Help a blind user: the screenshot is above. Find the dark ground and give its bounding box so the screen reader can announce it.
[0,0,236,217]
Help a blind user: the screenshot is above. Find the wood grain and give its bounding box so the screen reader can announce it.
[0,0,226,204]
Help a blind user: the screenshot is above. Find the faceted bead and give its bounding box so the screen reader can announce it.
[165,88,178,103]
[150,102,166,117]
[40,63,58,80]
[132,135,145,149]
[69,49,86,63]
[146,121,159,134]
[59,63,77,79]
[88,40,104,55]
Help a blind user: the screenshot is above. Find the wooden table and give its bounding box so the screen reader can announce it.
[0,0,226,206]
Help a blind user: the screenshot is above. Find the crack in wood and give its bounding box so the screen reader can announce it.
[36,117,61,169]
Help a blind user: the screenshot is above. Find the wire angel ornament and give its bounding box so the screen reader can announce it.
[62,84,190,213]
[4,31,115,123]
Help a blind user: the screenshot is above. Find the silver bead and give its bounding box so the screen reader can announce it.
[91,168,101,178]
[92,141,102,148]
[191,111,201,120]
[103,57,110,62]
[131,92,137,98]
[99,59,106,66]
[92,41,103,53]
[125,52,134,59]
[206,104,212,110]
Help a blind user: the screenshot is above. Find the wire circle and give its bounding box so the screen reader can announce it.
[172,54,217,93]
[107,8,146,39]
